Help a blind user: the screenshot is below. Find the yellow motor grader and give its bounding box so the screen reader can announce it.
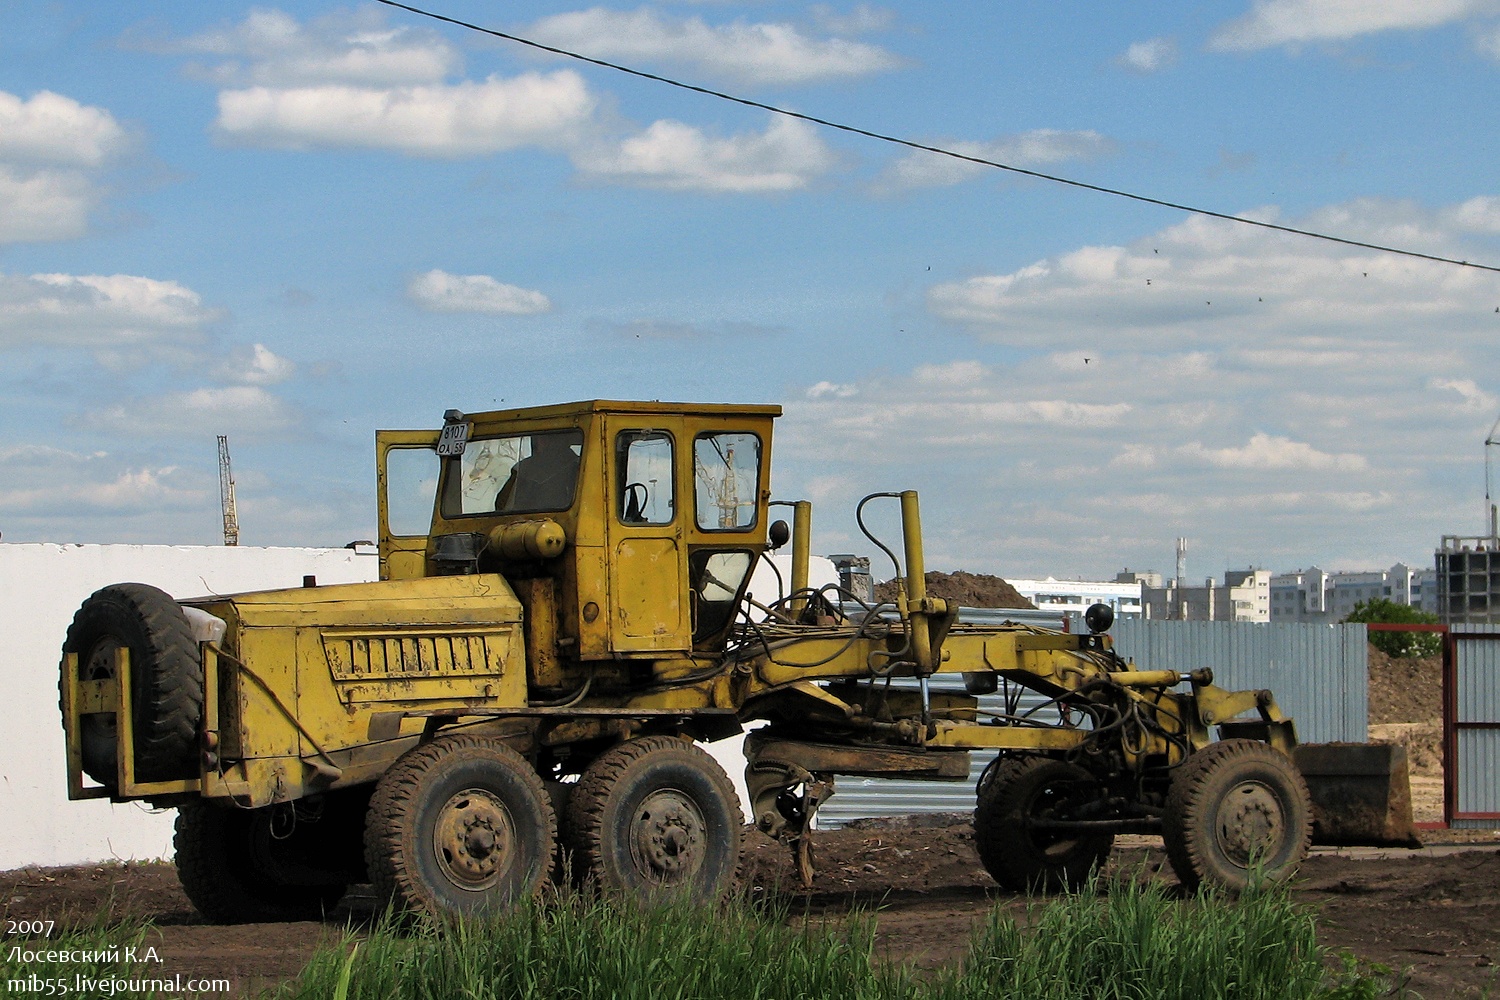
[59,400,1406,922]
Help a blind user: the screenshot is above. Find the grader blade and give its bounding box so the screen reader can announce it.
[1292,743,1421,848]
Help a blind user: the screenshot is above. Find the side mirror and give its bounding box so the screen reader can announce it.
[768,519,790,550]
[1084,603,1114,634]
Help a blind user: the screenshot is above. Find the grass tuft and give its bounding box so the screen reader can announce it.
[267,873,1403,1000]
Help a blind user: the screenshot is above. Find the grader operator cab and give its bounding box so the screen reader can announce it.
[59,399,1414,923]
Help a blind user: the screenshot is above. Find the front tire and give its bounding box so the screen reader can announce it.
[1162,739,1312,892]
[566,736,741,902]
[974,756,1114,892]
[365,735,555,918]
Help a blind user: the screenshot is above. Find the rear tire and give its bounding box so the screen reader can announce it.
[174,803,348,924]
[566,736,741,902]
[61,584,203,786]
[365,735,555,918]
[974,756,1114,892]
[1163,739,1312,893]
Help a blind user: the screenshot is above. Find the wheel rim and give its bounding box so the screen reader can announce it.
[433,788,516,891]
[1213,779,1286,867]
[1025,778,1087,859]
[83,637,121,680]
[628,788,707,884]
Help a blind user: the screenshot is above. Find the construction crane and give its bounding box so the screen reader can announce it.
[1487,414,1500,540]
[217,435,239,547]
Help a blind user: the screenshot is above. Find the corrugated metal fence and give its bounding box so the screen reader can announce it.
[818,616,1369,828]
[1451,623,1500,828]
[1109,620,1368,745]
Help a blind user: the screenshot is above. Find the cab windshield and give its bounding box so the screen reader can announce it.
[441,429,583,517]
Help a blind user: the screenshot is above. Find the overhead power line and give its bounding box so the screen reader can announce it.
[374,0,1500,275]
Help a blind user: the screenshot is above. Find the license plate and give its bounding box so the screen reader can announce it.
[436,422,470,456]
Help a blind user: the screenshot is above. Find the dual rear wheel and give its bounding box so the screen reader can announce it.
[179,734,742,922]
[362,733,741,918]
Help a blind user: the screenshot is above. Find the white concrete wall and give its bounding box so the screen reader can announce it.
[0,543,378,871]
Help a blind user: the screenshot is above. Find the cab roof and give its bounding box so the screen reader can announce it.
[451,399,783,426]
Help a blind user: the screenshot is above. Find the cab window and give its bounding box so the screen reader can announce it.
[385,447,440,536]
[694,432,760,531]
[616,430,674,525]
[691,550,753,643]
[441,429,583,517]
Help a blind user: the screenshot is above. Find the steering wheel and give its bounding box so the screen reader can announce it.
[623,481,650,522]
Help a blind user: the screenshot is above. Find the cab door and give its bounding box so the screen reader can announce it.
[605,417,690,652]
[376,429,442,580]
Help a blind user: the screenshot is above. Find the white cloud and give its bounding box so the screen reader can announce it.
[788,368,1132,451]
[1448,196,1500,233]
[912,360,989,387]
[0,272,217,355]
[218,343,296,385]
[165,8,460,87]
[574,117,837,193]
[926,197,1500,350]
[217,72,597,155]
[1110,444,1158,469]
[80,386,300,438]
[407,270,552,315]
[1115,37,1178,73]
[767,193,1500,578]
[1479,23,1500,57]
[0,91,126,167]
[178,10,597,156]
[178,11,840,198]
[0,168,96,243]
[0,446,208,517]
[877,130,1116,192]
[1179,433,1366,471]
[1431,377,1498,413]
[1210,0,1495,51]
[806,380,857,399]
[0,90,125,244]
[524,7,906,86]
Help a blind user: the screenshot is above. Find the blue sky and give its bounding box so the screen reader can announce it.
[3,1,1499,583]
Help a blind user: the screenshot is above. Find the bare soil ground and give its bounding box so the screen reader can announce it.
[3,643,1481,997]
[6,827,1500,998]
[1367,645,1447,825]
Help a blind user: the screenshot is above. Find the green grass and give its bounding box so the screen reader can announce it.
[268,872,1402,1000]
[271,894,908,1000]
[935,872,1394,1000]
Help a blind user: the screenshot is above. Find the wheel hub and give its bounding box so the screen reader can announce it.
[84,638,122,681]
[1215,779,1285,866]
[434,789,514,890]
[630,789,706,883]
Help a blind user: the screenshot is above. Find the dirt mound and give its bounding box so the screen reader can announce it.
[874,570,1035,609]
[1369,721,1443,776]
[1368,645,1442,725]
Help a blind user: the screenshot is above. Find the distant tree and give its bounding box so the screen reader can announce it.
[1343,598,1441,658]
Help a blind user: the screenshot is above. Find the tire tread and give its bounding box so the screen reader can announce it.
[364,733,554,918]
[60,583,203,784]
[973,755,1113,892]
[1162,738,1312,893]
[566,736,740,899]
